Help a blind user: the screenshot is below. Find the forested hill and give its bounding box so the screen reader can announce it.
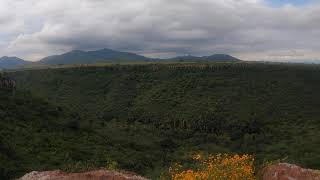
[3,62,320,179]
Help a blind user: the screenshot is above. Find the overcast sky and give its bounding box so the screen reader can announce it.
[0,0,320,62]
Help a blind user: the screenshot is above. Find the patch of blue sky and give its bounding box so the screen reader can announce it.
[267,0,316,7]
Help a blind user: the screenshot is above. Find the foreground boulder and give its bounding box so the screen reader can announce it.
[18,169,149,180]
[261,163,320,180]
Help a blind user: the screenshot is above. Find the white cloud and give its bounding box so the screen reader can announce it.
[0,0,320,61]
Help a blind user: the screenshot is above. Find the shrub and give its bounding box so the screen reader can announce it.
[169,154,255,180]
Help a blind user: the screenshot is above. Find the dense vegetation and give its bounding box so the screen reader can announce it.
[0,87,172,179]
[0,88,77,179]
[1,62,320,179]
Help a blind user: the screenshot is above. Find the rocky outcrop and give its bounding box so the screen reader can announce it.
[18,169,149,180]
[0,77,16,89]
[18,163,320,180]
[261,163,320,180]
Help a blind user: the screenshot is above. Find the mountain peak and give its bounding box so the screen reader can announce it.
[70,50,84,52]
[40,48,149,65]
[169,53,240,62]
[204,54,240,61]
[0,56,30,69]
[100,48,114,51]
[0,56,26,61]
[0,56,20,60]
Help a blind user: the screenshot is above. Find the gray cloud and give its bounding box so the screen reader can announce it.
[0,0,320,61]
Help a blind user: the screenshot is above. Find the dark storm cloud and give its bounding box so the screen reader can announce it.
[1,0,320,61]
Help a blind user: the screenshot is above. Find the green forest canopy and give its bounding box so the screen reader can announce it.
[1,62,320,179]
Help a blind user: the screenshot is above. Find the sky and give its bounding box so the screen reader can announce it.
[0,0,320,62]
[268,0,314,6]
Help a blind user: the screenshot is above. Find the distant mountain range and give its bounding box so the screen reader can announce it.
[39,49,240,65]
[0,56,31,69]
[168,54,240,62]
[40,49,151,65]
[0,48,241,69]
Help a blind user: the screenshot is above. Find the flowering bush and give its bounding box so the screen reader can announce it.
[169,154,255,180]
